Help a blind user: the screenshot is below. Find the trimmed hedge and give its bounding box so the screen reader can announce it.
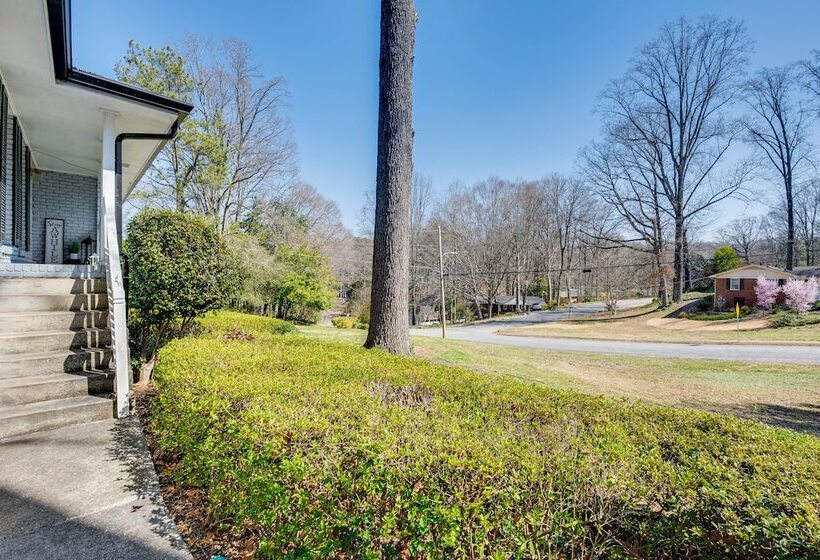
[199,310,296,337]
[151,314,820,559]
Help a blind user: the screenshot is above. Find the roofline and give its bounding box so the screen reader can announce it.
[45,0,194,116]
[709,264,798,279]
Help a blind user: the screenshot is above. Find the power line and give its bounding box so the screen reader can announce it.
[421,250,806,278]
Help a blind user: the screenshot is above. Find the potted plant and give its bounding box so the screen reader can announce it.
[67,241,81,261]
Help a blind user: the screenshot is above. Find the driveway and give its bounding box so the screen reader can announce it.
[412,299,820,365]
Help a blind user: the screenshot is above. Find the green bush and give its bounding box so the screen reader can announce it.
[150,313,820,559]
[694,294,714,311]
[683,291,712,301]
[768,310,820,328]
[124,209,239,365]
[331,315,367,330]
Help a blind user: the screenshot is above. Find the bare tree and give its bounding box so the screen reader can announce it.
[795,178,820,265]
[718,216,762,264]
[364,0,417,354]
[803,50,820,105]
[599,16,752,301]
[743,65,812,269]
[410,174,433,325]
[184,37,296,232]
[581,136,671,304]
[541,175,589,305]
[437,179,516,319]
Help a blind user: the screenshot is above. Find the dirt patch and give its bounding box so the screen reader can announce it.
[216,327,255,341]
[367,379,434,409]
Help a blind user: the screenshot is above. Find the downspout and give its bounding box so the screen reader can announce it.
[114,119,180,246]
[114,119,181,313]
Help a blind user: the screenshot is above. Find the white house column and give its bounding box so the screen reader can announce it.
[101,110,131,418]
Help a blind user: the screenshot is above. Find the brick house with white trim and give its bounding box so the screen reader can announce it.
[0,0,192,438]
[711,264,819,309]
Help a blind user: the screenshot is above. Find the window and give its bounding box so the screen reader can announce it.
[729,278,741,291]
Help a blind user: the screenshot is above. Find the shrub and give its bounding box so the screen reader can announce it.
[768,310,820,328]
[686,311,737,321]
[332,315,367,330]
[124,209,240,369]
[331,316,357,329]
[695,294,714,311]
[150,313,820,559]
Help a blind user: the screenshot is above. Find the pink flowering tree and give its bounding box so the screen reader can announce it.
[754,275,781,310]
[782,277,819,314]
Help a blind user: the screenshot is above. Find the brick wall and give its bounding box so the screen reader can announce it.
[715,277,787,308]
[30,170,98,264]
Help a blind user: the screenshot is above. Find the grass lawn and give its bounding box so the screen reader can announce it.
[149,312,820,559]
[302,325,820,435]
[501,303,820,344]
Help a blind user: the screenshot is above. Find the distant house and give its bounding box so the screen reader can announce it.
[710,264,819,308]
[473,294,545,315]
[492,295,545,313]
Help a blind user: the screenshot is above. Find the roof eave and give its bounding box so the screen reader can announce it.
[709,265,797,279]
[45,0,193,117]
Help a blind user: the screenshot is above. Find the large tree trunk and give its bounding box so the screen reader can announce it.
[364,0,416,355]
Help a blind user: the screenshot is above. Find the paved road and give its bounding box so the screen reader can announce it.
[412,299,820,365]
[452,298,654,333]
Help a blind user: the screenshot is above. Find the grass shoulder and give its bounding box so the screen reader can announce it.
[504,301,820,344]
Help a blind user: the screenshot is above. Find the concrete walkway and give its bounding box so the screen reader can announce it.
[0,418,192,559]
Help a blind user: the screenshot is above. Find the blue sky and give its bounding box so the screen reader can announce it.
[72,1,820,232]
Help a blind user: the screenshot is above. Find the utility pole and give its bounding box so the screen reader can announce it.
[438,225,447,339]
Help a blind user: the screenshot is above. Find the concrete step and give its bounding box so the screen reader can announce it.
[0,293,108,313]
[0,395,113,440]
[0,372,114,406]
[0,349,113,378]
[0,310,108,333]
[0,277,106,296]
[0,329,111,355]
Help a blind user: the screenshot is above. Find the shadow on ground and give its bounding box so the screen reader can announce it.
[708,402,820,436]
[108,418,190,554]
[0,487,185,559]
